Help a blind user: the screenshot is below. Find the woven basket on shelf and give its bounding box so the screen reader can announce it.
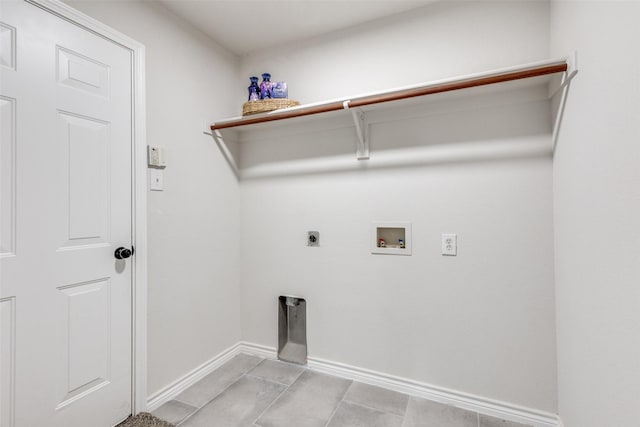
[242,99,300,116]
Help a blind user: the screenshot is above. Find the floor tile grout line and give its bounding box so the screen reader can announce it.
[173,407,198,427]
[169,397,199,410]
[250,367,303,427]
[174,397,205,426]
[175,410,193,427]
[194,372,246,409]
[400,393,410,421]
[153,398,198,427]
[321,379,354,427]
[175,356,518,427]
[342,398,407,419]
[246,373,293,388]
[250,384,289,426]
[246,357,306,387]
[245,371,304,388]
[400,397,413,427]
[285,362,306,384]
[177,356,306,427]
[176,361,262,426]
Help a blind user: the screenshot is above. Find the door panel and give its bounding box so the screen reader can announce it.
[57,279,111,408]
[0,95,15,257]
[0,22,16,70]
[57,46,110,98]
[0,296,16,427]
[0,1,133,426]
[58,111,110,247]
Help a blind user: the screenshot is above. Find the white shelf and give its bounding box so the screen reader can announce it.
[207,57,575,162]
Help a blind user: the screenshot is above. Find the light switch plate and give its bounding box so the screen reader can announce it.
[150,169,163,191]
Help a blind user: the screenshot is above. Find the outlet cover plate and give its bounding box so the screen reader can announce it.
[441,233,457,256]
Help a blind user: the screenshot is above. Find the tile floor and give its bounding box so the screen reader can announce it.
[152,354,531,427]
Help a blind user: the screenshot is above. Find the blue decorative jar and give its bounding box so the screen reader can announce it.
[260,73,273,99]
[248,76,260,101]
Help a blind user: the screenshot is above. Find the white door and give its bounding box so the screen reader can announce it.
[1,1,134,426]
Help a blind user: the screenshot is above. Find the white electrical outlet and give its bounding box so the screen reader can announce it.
[441,234,457,256]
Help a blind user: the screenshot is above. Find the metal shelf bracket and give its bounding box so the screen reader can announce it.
[203,121,240,178]
[552,51,579,152]
[346,102,369,160]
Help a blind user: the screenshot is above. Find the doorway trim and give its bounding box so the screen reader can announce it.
[26,0,148,414]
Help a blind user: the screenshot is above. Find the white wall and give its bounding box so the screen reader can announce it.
[64,1,243,396]
[238,1,557,413]
[240,1,550,104]
[551,2,640,426]
[63,0,562,414]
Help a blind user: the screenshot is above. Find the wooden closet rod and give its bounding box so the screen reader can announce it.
[210,63,568,131]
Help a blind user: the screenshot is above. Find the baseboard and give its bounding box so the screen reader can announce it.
[146,342,244,411]
[238,342,560,427]
[237,341,276,360]
[147,341,560,427]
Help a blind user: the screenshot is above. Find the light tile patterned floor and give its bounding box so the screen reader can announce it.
[153,354,531,427]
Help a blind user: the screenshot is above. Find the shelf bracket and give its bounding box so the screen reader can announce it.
[203,122,240,178]
[350,108,369,160]
[552,51,579,152]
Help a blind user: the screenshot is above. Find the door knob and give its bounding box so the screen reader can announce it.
[114,246,134,260]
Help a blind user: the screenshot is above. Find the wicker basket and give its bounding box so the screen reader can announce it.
[242,99,300,116]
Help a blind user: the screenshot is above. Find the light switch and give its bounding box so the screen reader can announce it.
[149,169,164,191]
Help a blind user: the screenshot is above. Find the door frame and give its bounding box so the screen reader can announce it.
[25,0,149,414]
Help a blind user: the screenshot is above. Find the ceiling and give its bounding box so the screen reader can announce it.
[156,0,435,56]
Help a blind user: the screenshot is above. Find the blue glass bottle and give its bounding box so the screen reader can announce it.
[260,73,273,100]
[248,76,260,101]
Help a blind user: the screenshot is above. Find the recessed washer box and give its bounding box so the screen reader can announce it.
[371,222,412,255]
